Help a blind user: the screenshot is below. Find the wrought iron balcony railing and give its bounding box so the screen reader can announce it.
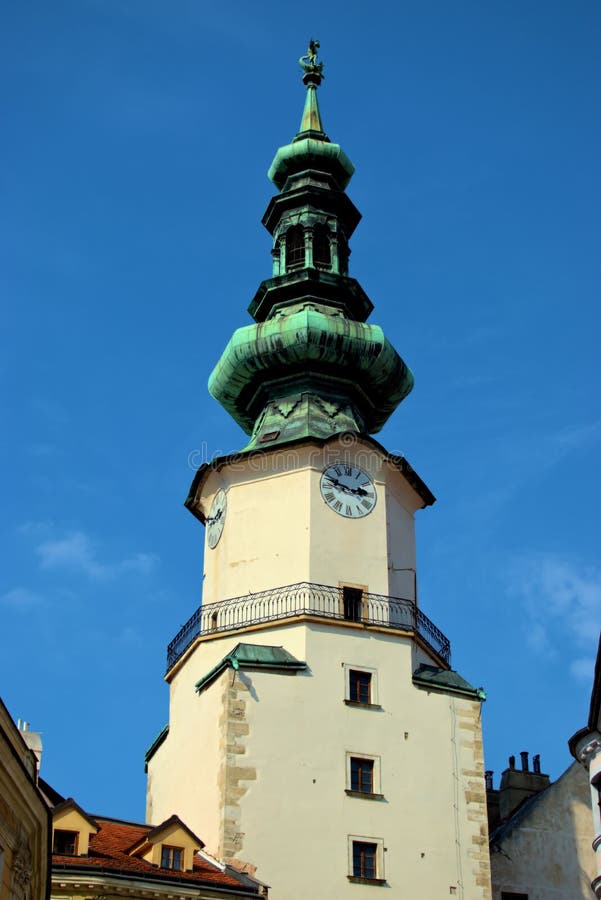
[166,581,451,672]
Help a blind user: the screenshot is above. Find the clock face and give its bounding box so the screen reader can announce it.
[320,464,377,518]
[207,489,227,549]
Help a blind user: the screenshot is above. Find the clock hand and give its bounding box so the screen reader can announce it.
[325,476,370,497]
[207,508,223,526]
[325,476,355,495]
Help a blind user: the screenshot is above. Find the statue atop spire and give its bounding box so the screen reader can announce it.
[299,39,324,81]
[297,40,326,136]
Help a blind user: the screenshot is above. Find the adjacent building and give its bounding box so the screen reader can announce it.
[48,793,266,900]
[146,46,492,899]
[570,633,601,898]
[488,752,595,899]
[0,700,50,900]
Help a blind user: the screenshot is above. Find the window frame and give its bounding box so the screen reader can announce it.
[346,752,383,799]
[52,830,79,856]
[160,845,184,870]
[347,835,385,885]
[285,225,305,270]
[344,664,380,708]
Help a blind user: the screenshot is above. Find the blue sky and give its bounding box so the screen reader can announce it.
[1,1,600,822]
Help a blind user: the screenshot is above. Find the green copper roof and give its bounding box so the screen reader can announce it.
[298,81,325,136]
[195,643,307,694]
[413,664,486,701]
[199,43,415,457]
[268,137,354,192]
[144,724,169,771]
[208,304,413,438]
[268,42,354,192]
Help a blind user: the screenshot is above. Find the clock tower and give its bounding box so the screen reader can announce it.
[146,45,492,900]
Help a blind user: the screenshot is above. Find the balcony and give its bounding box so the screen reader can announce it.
[166,582,451,672]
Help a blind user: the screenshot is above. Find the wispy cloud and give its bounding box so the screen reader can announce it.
[510,554,601,678]
[452,419,601,528]
[0,587,43,611]
[35,530,158,581]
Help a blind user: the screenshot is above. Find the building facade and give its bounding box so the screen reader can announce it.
[489,761,595,900]
[146,45,492,899]
[0,701,50,900]
[49,794,266,900]
[570,633,601,898]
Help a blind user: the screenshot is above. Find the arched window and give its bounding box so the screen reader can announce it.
[338,237,349,275]
[286,226,305,270]
[313,224,331,268]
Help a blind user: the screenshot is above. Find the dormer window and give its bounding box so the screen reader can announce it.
[53,829,79,856]
[160,845,183,870]
[286,226,305,270]
[313,224,331,269]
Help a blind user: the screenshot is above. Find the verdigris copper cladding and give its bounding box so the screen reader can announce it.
[208,43,413,451]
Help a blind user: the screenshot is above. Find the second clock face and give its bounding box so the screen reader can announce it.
[207,489,227,549]
[320,464,377,518]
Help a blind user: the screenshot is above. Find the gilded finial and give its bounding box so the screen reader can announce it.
[299,39,324,84]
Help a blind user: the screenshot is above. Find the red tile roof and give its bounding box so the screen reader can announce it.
[52,816,258,893]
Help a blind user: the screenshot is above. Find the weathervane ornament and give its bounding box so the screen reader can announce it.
[299,39,324,82]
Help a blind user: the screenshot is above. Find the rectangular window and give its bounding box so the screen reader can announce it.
[352,841,377,879]
[343,586,363,622]
[501,894,528,900]
[53,830,79,856]
[349,669,372,704]
[161,846,183,870]
[350,757,374,793]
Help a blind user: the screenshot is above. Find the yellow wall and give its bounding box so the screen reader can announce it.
[52,806,97,856]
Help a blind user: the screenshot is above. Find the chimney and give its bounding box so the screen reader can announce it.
[18,720,43,772]
[485,770,494,791]
[499,749,550,821]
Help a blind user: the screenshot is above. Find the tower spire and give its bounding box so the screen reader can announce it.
[297,40,326,139]
[206,45,414,451]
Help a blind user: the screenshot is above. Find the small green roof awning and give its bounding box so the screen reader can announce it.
[413,664,486,701]
[195,643,308,694]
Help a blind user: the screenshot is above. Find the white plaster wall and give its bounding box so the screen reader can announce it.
[197,438,424,605]
[146,653,224,849]
[146,623,309,855]
[149,621,490,899]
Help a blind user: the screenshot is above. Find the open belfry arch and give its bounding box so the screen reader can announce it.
[146,42,492,899]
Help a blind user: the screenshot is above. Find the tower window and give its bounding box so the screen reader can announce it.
[349,669,371,704]
[161,846,183,870]
[53,830,79,856]
[592,772,601,814]
[342,586,363,622]
[352,841,377,879]
[350,757,374,793]
[285,226,305,270]
[313,224,331,268]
